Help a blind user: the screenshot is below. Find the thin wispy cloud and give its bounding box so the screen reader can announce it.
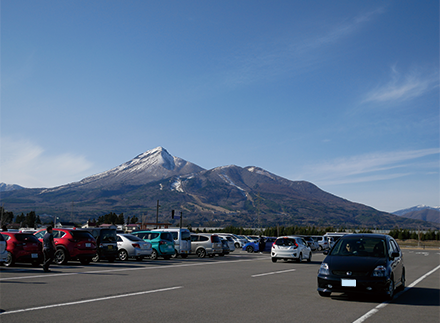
[362,67,439,104]
[222,8,385,86]
[298,148,439,185]
[0,137,93,188]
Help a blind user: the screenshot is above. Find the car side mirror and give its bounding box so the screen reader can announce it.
[390,251,399,259]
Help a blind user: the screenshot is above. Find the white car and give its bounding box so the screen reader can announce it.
[312,235,329,250]
[0,233,7,263]
[117,233,152,261]
[271,236,312,263]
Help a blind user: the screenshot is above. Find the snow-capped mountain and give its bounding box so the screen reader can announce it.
[0,183,24,192]
[393,205,440,216]
[393,205,440,224]
[42,147,205,192]
[1,147,438,229]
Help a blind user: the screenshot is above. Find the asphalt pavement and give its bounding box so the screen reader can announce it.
[0,249,439,323]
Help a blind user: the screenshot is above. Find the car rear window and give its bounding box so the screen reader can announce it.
[275,238,297,246]
[211,235,221,243]
[71,231,94,240]
[15,234,40,242]
[100,230,117,242]
[125,235,142,242]
[160,232,173,241]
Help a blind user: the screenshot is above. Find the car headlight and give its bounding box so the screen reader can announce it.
[318,263,330,275]
[372,265,386,277]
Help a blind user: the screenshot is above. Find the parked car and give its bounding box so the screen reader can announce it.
[312,235,329,250]
[116,233,153,261]
[300,236,319,251]
[271,236,312,263]
[0,233,8,264]
[154,228,191,258]
[242,236,276,253]
[35,228,96,265]
[229,234,247,248]
[317,234,405,299]
[131,230,175,260]
[84,228,118,263]
[217,234,236,252]
[1,232,43,267]
[190,233,223,258]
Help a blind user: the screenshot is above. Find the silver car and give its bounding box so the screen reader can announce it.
[271,236,312,263]
[190,233,223,258]
[117,233,152,261]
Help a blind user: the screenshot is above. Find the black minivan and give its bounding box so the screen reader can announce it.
[85,228,118,262]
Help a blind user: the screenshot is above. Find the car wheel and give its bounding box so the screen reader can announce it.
[92,253,100,262]
[307,252,312,262]
[295,253,303,262]
[399,268,406,290]
[54,248,68,265]
[386,278,395,300]
[150,249,158,260]
[135,256,144,261]
[246,246,254,253]
[319,291,331,297]
[80,258,90,265]
[196,248,206,258]
[271,257,277,263]
[4,251,14,267]
[171,249,178,258]
[234,243,240,248]
[318,245,323,251]
[118,249,128,261]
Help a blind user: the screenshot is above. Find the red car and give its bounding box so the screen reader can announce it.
[1,232,43,267]
[34,228,97,265]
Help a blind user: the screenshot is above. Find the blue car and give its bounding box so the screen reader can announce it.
[131,230,175,260]
[243,237,276,253]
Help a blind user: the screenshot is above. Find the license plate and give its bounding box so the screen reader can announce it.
[108,245,112,250]
[86,243,91,248]
[341,279,356,287]
[31,253,38,258]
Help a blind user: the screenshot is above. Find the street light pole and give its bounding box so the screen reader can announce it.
[156,200,160,228]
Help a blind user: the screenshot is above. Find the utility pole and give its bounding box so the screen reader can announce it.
[180,212,183,229]
[155,200,160,228]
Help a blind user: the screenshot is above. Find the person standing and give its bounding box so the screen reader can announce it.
[43,226,56,272]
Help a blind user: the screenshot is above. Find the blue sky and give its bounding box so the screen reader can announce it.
[1,1,439,213]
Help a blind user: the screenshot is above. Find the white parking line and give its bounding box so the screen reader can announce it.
[0,286,183,316]
[0,258,263,281]
[352,264,440,323]
[251,269,296,277]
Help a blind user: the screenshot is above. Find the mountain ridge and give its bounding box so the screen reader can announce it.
[1,147,438,229]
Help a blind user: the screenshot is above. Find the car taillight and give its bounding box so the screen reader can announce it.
[132,243,140,248]
[159,241,166,245]
[293,242,298,249]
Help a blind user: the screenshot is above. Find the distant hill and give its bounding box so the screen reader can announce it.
[1,147,437,229]
[393,205,440,224]
[0,183,25,192]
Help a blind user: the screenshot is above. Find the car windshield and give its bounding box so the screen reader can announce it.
[330,237,386,258]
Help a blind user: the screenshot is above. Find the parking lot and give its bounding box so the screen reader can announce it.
[0,248,439,323]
